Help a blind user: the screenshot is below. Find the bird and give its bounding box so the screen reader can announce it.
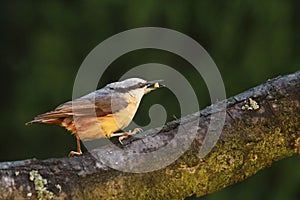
[26,78,164,156]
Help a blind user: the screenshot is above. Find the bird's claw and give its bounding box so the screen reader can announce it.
[118,128,143,144]
[69,150,82,157]
[118,136,125,144]
[131,127,143,134]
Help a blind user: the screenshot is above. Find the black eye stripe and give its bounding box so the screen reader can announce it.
[112,82,147,93]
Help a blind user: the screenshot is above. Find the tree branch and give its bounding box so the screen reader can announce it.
[1,71,300,200]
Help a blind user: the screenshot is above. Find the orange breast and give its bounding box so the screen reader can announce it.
[60,115,121,141]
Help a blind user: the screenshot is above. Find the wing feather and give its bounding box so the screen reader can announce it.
[26,89,128,124]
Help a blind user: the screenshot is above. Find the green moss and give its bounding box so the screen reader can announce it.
[29,170,54,200]
[242,98,260,110]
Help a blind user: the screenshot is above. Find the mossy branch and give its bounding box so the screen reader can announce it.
[0,71,299,200]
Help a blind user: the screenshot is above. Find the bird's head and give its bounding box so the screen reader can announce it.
[107,78,164,96]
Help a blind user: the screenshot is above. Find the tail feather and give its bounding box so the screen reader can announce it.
[25,117,63,125]
[26,112,66,125]
[25,108,74,125]
[25,119,40,125]
[35,110,73,119]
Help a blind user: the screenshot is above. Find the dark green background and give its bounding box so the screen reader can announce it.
[1,1,299,199]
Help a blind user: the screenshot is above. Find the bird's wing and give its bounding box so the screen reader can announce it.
[29,90,129,123]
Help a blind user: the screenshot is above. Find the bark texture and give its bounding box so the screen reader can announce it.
[1,71,300,200]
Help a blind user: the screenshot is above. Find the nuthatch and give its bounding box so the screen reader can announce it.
[26,78,163,156]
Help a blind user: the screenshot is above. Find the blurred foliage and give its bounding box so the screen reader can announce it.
[0,0,299,199]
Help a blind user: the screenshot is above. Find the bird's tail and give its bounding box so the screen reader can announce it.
[25,118,62,125]
[25,111,65,125]
[25,119,41,125]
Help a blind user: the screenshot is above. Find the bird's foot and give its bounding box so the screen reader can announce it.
[69,150,82,157]
[131,128,143,135]
[118,128,143,144]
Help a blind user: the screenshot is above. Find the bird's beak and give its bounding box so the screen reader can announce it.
[145,80,164,93]
[147,80,165,88]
